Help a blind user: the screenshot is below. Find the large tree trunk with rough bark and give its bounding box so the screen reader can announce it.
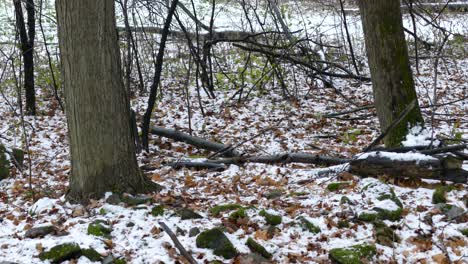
[358,0,424,147]
[56,0,160,203]
[13,0,36,115]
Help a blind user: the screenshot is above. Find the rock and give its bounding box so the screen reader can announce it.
[189,227,200,237]
[297,216,320,234]
[373,221,399,247]
[102,255,127,264]
[327,182,350,192]
[432,186,454,204]
[25,225,55,238]
[229,208,248,222]
[259,210,282,226]
[358,179,404,222]
[126,222,135,227]
[87,221,112,238]
[246,237,272,259]
[11,148,24,168]
[176,208,203,220]
[81,248,102,262]
[151,205,164,216]
[340,196,355,205]
[121,194,151,206]
[106,194,121,205]
[460,228,468,237]
[329,244,376,264]
[236,253,271,264]
[0,145,10,180]
[210,204,243,216]
[434,203,466,222]
[196,228,238,259]
[38,243,82,263]
[176,227,186,236]
[264,189,283,199]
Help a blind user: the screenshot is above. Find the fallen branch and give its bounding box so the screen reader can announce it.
[167,161,226,171]
[150,126,240,157]
[159,221,198,264]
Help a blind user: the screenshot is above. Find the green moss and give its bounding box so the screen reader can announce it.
[259,210,282,226]
[176,208,203,220]
[151,205,164,216]
[81,248,102,262]
[87,221,112,238]
[340,196,354,205]
[246,237,272,259]
[265,189,283,199]
[329,244,376,264]
[11,148,24,167]
[0,145,10,180]
[39,243,82,263]
[114,259,127,264]
[358,212,379,222]
[373,207,403,221]
[374,221,399,247]
[289,191,309,197]
[327,182,350,192]
[460,228,468,237]
[377,188,403,208]
[432,186,454,204]
[210,204,243,216]
[297,216,321,234]
[196,228,238,259]
[338,220,350,229]
[229,208,247,221]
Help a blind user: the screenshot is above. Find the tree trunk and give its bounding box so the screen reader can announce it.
[56,0,160,203]
[13,0,36,115]
[358,0,424,147]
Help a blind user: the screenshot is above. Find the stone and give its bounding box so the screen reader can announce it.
[189,227,200,237]
[81,248,102,262]
[259,210,282,226]
[176,208,203,220]
[25,225,55,238]
[0,145,10,180]
[38,243,82,263]
[87,221,112,238]
[264,189,283,199]
[121,194,151,206]
[106,194,121,205]
[246,237,272,259]
[210,204,243,216]
[373,221,399,247]
[196,228,238,259]
[435,203,466,222]
[329,244,376,264]
[297,216,320,234]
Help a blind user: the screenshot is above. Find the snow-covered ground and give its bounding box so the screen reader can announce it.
[0,0,467,263]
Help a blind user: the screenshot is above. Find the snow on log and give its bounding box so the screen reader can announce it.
[150,126,240,157]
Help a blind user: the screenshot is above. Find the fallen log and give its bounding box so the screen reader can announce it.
[150,126,240,157]
[207,153,350,166]
[167,161,226,171]
[349,154,467,184]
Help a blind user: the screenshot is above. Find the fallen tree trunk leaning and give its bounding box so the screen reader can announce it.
[150,126,240,157]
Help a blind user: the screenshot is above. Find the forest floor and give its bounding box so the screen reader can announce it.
[0,53,467,263]
[0,1,468,263]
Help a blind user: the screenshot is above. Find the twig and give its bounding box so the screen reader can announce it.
[158,221,198,264]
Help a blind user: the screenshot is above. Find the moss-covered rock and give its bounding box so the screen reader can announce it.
[246,237,272,259]
[176,208,203,220]
[259,210,282,226]
[340,196,355,205]
[82,248,102,262]
[265,189,283,199]
[229,208,248,222]
[196,228,238,259]
[374,221,399,247]
[373,207,403,221]
[297,216,320,234]
[0,145,10,180]
[151,205,164,216]
[121,194,152,206]
[11,148,24,167]
[432,186,454,204]
[210,204,243,216]
[39,243,82,263]
[376,188,403,208]
[338,220,350,229]
[358,179,404,222]
[329,244,376,264]
[460,228,468,237]
[357,212,379,222]
[87,221,112,238]
[327,182,350,192]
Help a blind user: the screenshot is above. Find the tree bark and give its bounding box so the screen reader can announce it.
[56,0,160,203]
[13,0,36,115]
[358,0,424,147]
